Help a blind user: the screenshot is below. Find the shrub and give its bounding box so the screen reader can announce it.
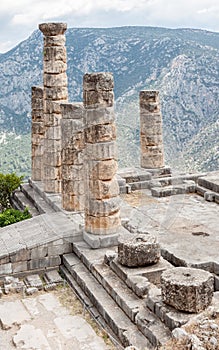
[0,208,31,227]
[0,173,23,211]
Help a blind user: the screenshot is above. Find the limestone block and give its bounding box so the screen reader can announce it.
[44,112,61,127]
[44,35,66,47]
[140,114,163,128]
[161,267,214,313]
[85,211,121,235]
[139,90,160,112]
[44,179,61,193]
[30,245,48,259]
[12,261,28,274]
[44,73,68,88]
[39,22,67,36]
[32,110,44,122]
[44,60,67,74]
[46,126,61,140]
[141,154,164,169]
[43,166,61,180]
[87,159,118,180]
[62,194,84,211]
[83,90,114,108]
[44,151,61,166]
[44,86,68,100]
[118,234,161,267]
[86,141,117,160]
[32,122,44,135]
[28,256,61,270]
[10,248,30,262]
[86,197,120,216]
[62,164,83,181]
[60,102,84,119]
[62,180,84,195]
[89,178,119,199]
[85,123,116,143]
[61,125,84,145]
[31,97,44,111]
[85,107,115,126]
[43,46,67,62]
[141,134,163,146]
[44,100,62,114]
[61,148,84,165]
[83,72,114,91]
[31,86,44,98]
[0,263,12,275]
[44,139,61,152]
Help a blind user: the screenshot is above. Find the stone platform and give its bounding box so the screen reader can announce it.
[0,170,219,349]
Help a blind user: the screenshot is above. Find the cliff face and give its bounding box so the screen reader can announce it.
[0,26,218,175]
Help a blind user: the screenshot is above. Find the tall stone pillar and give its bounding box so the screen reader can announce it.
[140,90,165,169]
[39,22,68,193]
[83,73,120,248]
[31,86,44,181]
[60,103,85,211]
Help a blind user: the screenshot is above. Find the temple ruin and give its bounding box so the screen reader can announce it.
[1,22,219,350]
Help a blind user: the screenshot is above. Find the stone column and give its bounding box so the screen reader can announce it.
[31,86,44,181]
[60,103,85,211]
[39,22,68,193]
[140,90,164,169]
[83,72,120,248]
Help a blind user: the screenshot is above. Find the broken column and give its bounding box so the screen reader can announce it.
[60,103,85,211]
[83,72,121,248]
[39,22,68,193]
[31,86,44,181]
[140,90,165,170]
[161,267,214,313]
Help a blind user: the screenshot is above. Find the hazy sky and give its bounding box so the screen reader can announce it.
[0,0,219,52]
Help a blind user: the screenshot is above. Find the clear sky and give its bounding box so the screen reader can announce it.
[0,0,219,53]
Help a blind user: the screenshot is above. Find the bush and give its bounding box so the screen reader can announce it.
[0,208,31,227]
[0,173,23,211]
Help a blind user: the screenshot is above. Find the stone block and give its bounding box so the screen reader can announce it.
[86,141,117,160]
[39,22,67,36]
[47,242,72,255]
[61,128,84,149]
[62,180,84,195]
[85,211,121,235]
[88,178,119,199]
[161,267,214,313]
[44,86,68,100]
[84,90,114,108]
[10,248,30,262]
[86,197,120,216]
[87,159,118,180]
[83,72,114,91]
[12,261,28,274]
[0,263,12,275]
[204,191,215,202]
[46,126,61,140]
[44,112,61,127]
[85,123,116,143]
[44,100,62,114]
[43,165,61,180]
[118,234,161,267]
[60,102,84,119]
[44,151,61,166]
[62,164,83,181]
[25,274,43,289]
[44,73,68,88]
[43,46,67,61]
[83,231,118,249]
[28,256,61,270]
[31,97,44,111]
[44,60,67,74]
[44,35,66,47]
[44,270,63,284]
[61,147,84,165]
[85,107,115,126]
[30,245,48,259]
[44,138,62,152]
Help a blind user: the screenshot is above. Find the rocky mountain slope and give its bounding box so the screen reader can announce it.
[0,26,218,176]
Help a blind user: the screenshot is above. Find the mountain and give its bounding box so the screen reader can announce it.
[0,26,218,177]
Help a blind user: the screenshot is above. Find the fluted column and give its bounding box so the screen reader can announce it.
[83,73,120,248]
[31,86,44,181]
[60,103,85,211]
[140,90,164,169]
[39,22,68,193]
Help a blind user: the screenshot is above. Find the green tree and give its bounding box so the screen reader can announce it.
[0,173,23,211]
[0,208,31,227]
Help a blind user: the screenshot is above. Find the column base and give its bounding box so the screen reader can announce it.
[141,166,171,178]
[83,231,119,249]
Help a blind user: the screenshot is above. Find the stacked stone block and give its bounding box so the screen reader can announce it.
[60,103,85,211]
[83,73,121,237]
[39,23,68,193]
[31,86,44,181]
[140,90,164,169]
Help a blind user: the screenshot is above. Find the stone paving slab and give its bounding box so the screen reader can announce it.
[0,292,109,350]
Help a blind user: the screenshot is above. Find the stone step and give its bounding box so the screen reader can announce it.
[12,190,40,217]
[196,185,219,203]
[198,175,219,194]
[21,183,56,214]
[62,253,153,350]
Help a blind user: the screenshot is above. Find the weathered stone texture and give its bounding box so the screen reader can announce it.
[39,22,68,193]
[61,103,85,211]
[84,73,120,236]
[31,86,44,181]
[118,234,161,267]
[140,90,165,169]
[161,267,214,313]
